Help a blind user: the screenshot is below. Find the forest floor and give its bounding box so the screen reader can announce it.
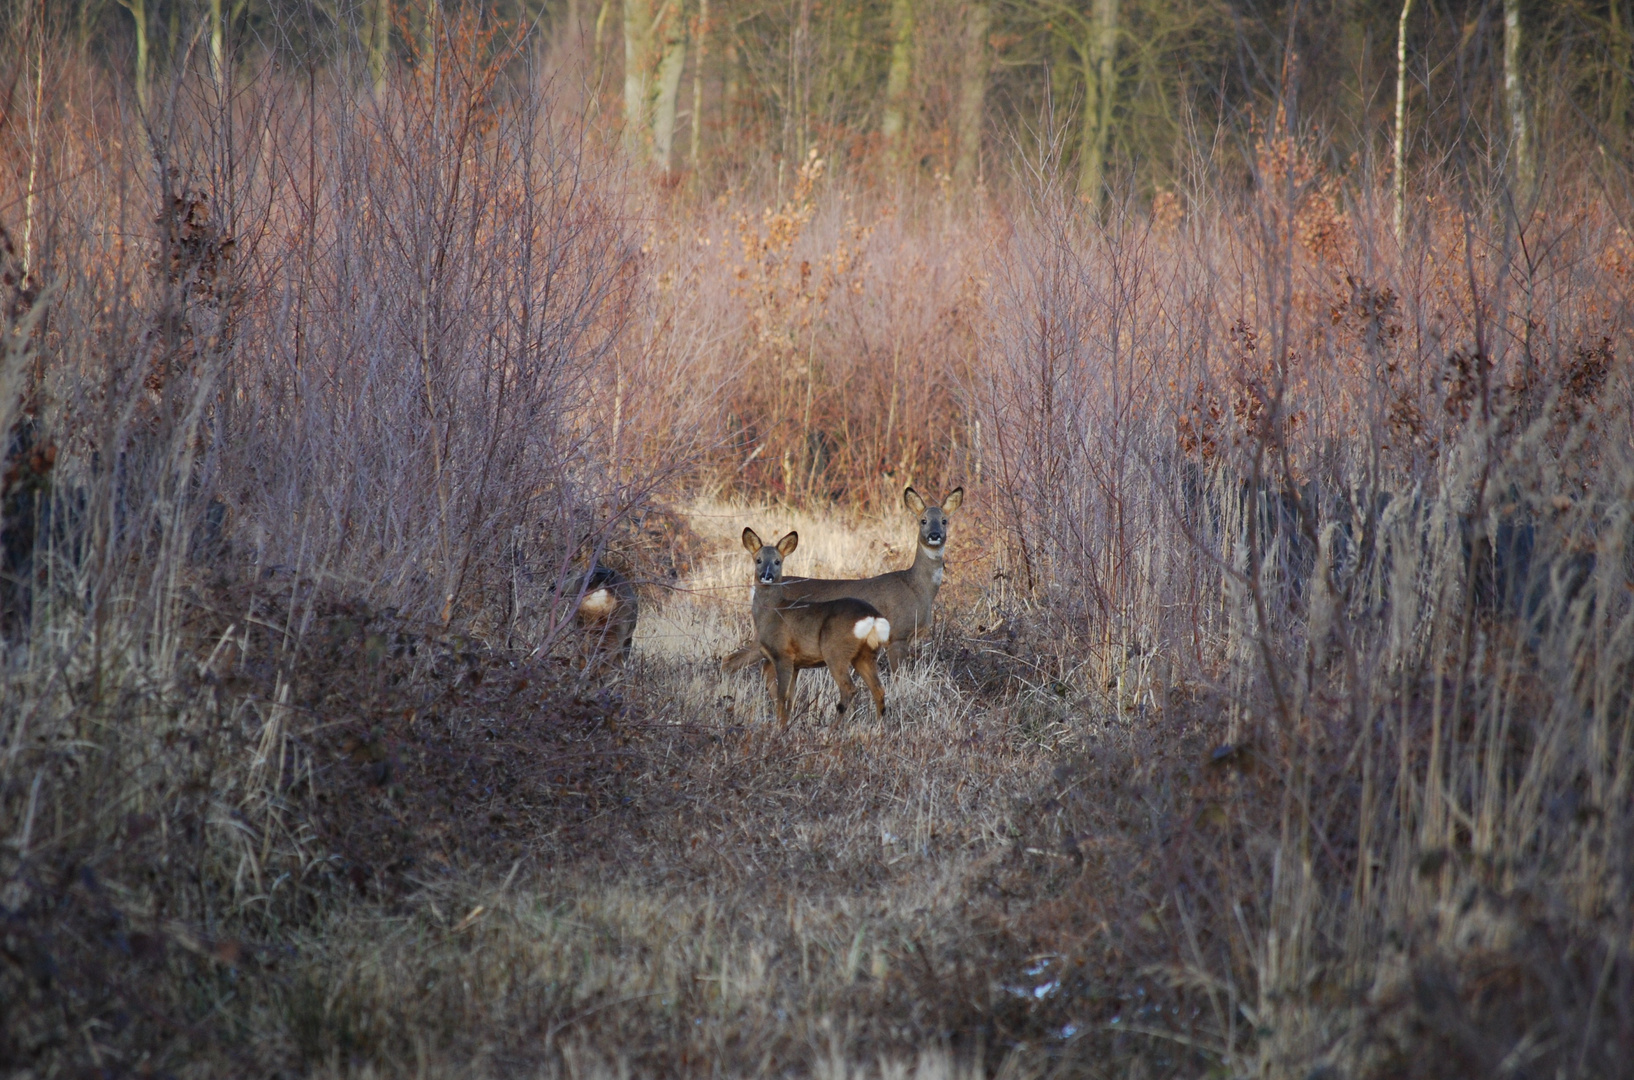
[271,499,1188,1078]
[7,499,1225,1078]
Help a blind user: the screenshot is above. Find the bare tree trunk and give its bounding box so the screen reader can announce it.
[419,0,438,72]
[624,0,688,171]
[1610,0,1631,146]
[594,0,611,57]
[1048,30,1073,114]
[209,0,226,89]
[652,11,688,173]
[116,0,149,111]
[724,32,740,136]
[1503,0,1533,199]
[954,0,991,189]
[368,0,392,98]
[1338,0,1368,140]
[841,0,863,81]
[689,0,709,171]
[77,0,110,52]
[1394,0,1413,239]
[1077,0,1117,205]
[22,0,43,276]
[623,0,656,159]
[793,0,810,162]
[881,0,915,174]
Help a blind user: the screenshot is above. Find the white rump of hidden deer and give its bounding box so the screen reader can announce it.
[561,562,638,671]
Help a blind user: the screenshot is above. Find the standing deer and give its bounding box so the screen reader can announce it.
[723,486,962,672]
[724,528,890,726]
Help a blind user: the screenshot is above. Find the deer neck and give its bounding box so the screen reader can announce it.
[751,578,786,615]
[908,542,947,595]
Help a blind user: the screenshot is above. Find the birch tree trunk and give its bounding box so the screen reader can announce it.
[209,0,226,90]
[623,0,688,170]
[115,0,149,111]
[689,0,709,171]
[1503,0,1534,199]
[623,0,656,159]
[1609,0,1630,146]
[1339,0,1368,123]
[724,34,739,135]
[1077,0,1117,205]
[954,0,992,189]
[882,0,915,174]
[1393,0,1413,239]
[841,1,863,82]
[652,14,688,173]
[595,0,611,59]
[368,0,392,98]
[419,0,438,71]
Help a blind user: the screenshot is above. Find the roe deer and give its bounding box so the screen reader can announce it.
[724,528,889,726]
[723,486,962,672]
[562,562,638,669]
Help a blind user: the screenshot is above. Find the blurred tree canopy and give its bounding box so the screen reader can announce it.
[5,0,1632,200]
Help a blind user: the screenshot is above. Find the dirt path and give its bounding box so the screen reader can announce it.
[289,502,1096,1077]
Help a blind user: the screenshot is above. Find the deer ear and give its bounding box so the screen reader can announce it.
[777,531,799,557]
[904,487,926,514]
[942,487,964,514]
[742,527,763,554]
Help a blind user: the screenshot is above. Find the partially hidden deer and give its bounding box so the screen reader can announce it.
[723,528,889,726]
[723,486,962,673]
[562,561,639,670]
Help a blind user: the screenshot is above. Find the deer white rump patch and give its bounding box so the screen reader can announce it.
[852,616,891,649]
[579,588,614,616]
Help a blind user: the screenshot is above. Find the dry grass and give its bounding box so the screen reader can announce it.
[217,498,1077,1077]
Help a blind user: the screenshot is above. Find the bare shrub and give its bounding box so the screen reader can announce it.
[0,21,696,1073]
[642,158,983,510]
[978,108,1634,1073]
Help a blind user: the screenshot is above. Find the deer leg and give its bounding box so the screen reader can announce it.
[823,651,858,717]
[761,656,800,722]
[616,607,637,663]
[855,648,886,721]
[774,659,797,726]
[587,617,618,672]
[761,654,780,720]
